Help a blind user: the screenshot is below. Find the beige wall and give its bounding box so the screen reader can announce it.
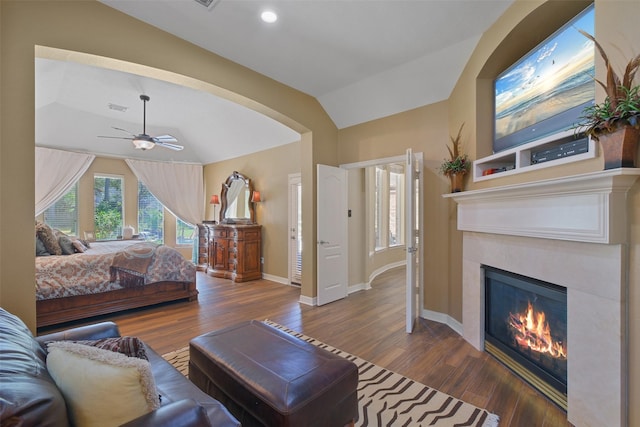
[347,169,366,287]
[203,141,301,279]
[0,0,335,330]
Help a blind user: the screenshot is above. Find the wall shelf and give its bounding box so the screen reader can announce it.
[473,129,596,182]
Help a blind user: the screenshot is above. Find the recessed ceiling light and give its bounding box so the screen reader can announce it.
[261,10,277,23]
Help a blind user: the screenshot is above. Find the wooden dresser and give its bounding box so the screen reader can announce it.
[196,223,211,271]
[205,223,262,282]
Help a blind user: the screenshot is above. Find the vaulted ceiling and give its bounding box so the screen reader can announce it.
[36,0,513,164]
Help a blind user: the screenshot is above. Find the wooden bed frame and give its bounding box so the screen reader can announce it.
[36,280,198,328]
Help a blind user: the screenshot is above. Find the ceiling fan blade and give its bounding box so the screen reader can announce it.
[155,141,184,151]
[153,134,178,144]
[111,126,136,137]
[97,135,133,140]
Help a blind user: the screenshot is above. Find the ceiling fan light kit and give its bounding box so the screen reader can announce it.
[132,135,155,151]
[98,94,184,152]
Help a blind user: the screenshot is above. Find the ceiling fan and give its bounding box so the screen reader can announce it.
[98,94,184,151]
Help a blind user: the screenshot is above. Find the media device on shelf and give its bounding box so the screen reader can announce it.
[493,4,595,153]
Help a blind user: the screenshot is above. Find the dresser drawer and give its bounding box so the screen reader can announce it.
[241,230,261,240]
[213,228,228,238]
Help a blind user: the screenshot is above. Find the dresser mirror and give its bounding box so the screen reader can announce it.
[220,171,256,224]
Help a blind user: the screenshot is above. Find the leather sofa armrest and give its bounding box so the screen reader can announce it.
[119,399,212,427]
[36,321,121,346]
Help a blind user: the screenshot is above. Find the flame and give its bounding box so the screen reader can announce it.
[508,301,567,359]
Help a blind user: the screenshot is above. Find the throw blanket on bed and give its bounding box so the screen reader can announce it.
[109,242,159,288]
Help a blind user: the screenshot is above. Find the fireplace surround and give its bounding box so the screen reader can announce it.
[445,169,640,427]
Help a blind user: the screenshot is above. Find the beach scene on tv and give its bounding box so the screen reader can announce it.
[494,7,595,142]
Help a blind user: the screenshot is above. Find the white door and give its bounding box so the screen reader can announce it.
[317,164,348,305]
[405,149,419,333]
[288,174,302,285]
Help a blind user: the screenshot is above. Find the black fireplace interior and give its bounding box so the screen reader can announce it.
[484,266,567,394]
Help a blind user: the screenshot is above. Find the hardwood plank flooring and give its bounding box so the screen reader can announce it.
[38,268,572,426]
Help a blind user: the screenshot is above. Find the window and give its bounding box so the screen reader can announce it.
[388,167,403,245]
[176,219,195,245]
[372,163,405,251]
[138,182,164,244]
[94,175,123,240]
[44,183,78,235]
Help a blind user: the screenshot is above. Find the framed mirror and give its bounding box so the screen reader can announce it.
[219,171,256,224]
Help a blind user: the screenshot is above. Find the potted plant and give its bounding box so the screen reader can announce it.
[440,123,470,192]
[575,30,640,169]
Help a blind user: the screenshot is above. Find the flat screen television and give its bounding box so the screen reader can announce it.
[493,4,595,153]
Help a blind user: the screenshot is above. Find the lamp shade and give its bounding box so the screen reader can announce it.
[210,194,220,205]
[251,191,261,203]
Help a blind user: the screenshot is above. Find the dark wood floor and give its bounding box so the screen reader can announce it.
[39,268,571,426]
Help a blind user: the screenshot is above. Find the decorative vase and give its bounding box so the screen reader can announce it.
[449,173,465,193]
[598,126,640,170]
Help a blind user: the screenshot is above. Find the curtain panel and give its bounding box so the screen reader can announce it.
[124,159,204,227]
[35,147,95,216]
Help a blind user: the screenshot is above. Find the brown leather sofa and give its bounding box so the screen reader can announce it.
[0,307,240,427]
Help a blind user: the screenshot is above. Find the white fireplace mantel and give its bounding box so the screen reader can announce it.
[446,168,639,427]
[444,168,640,244]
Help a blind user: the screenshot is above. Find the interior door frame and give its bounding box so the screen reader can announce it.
[340,153,425,322]
[288,173,302,286]
[405,148,417,333]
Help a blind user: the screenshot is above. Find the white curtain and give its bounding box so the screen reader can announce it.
[125,159,204,227]
[35,147,95,216]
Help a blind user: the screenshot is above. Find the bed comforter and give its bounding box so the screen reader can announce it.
[36,241,195,301]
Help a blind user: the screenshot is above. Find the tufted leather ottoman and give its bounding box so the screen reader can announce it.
[189,320,359,427]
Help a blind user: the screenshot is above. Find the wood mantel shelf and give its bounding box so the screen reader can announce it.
[443,168,640,244]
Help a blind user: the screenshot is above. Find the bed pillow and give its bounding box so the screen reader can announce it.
[46,341,160,427]
[35,236,51,256]
[72,239,87,253]
[58,235,76,255]
[35,222,62,255]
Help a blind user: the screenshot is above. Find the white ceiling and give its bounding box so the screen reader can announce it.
[36,0,513,164]
[35,58,301,164]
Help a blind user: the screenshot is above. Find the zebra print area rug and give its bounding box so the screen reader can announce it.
[162,321,499,427]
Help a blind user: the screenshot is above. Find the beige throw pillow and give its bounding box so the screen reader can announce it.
[47,341,160,427]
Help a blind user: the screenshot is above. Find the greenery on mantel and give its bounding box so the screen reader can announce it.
[574,30,640,140]
[440,123,470,176]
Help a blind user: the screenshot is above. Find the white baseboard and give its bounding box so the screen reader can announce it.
[421,309,463,336]
[298,284,365,307]
[299,295,315,306]
[261,273,289,285]
[368,261,406,286]
[348,282,370,294]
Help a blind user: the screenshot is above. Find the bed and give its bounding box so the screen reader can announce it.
[35,239,198,328]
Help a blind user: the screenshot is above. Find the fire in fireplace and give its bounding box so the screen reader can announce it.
[484,266,567,409]
[508,301,567,359]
